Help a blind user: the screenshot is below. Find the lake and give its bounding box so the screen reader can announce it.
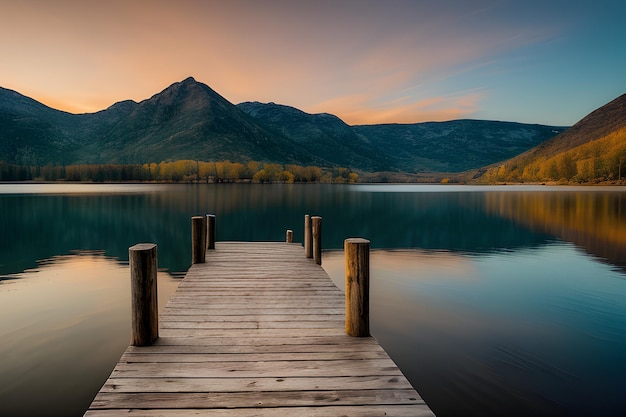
[1,183,625,416]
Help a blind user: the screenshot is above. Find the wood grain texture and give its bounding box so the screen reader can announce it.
[86,241,435,416]
[345,238,371,337]
[129,243,158,346]
[191,216,205,263]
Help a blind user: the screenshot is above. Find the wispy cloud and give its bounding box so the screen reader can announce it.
[314,91,485,125]
[2,0,620,125]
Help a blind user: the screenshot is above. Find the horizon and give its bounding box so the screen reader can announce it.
[2,1,625,126]
[2,76,580,127]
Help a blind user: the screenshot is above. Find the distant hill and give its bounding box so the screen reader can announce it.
[237,103,564,173]
[1,77,566,173]
[236,102,389,171]
[352,120,565,172]
[475,94,626,183]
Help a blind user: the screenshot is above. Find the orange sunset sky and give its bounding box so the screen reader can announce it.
[1,0,625,126]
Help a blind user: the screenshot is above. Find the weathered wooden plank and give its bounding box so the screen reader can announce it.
[161,307,346,315]
[110,358,404,378]
[120,350,390,363]
[145,335,382,347]
[124,339,385,353]
[175,283,339,290]
[168,289,342,297]
[170,294,341,300]
[99,375,414,393]
[162,303,344,310]
[90,389,423,409]
[159,320,344,329]
[159,327,347,337]
[85,405,435,417]
[159,314,345,322]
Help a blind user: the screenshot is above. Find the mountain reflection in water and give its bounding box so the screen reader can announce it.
[484,189,626,271]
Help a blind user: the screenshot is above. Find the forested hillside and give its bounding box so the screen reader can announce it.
[477,94,626,183]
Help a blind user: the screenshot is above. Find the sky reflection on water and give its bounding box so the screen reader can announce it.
[324,244,626,416]
[0,253,180,417]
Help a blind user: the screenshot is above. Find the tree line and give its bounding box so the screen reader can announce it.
[0,160,360,183]
[480,128,626,184]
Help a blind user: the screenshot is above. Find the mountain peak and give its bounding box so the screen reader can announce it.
[141,76,231,112]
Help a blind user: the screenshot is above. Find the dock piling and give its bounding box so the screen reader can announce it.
[304,214,312,258]
[192,216,206,263]
[129,243,159,346]
[286,229,293,243]
[344,238,370,337]
[312,216,322,265]
[206,214,216,250]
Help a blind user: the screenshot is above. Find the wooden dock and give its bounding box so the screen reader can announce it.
[85,241,435,416]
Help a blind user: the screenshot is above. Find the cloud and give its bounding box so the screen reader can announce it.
[313,91,485,125]
[0,0,574,123]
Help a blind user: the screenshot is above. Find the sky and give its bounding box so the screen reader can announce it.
[1,0,625,126]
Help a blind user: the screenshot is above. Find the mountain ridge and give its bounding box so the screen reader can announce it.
[1,77,569,173]
[475,93,626,183]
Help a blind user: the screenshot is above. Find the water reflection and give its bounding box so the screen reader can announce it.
[325,246,626,417]
[0,252,180,417]
[2,184,626,416]
[484,190,626,270]
[0,184,561,278]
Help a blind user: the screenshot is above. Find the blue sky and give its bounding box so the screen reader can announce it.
[1,0,625,126]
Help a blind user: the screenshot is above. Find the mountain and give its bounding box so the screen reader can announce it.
[475,93,626,183]
[237,103,564,173]
[1,77,566,173]
[519,93,626,159]
[352,120,565,173]
[74,77,322,165]
[237,102,389,171]
[0,78,321,166]
[0,86,77,165]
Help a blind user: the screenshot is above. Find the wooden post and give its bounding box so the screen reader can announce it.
[202,215,207,250]
[129,243,159,346]
[192,216,205,263]
[345,238,370,337]
[206,214,216,250]
[304,214,312,258]
[312,216,322,265]
[286,229,293,243]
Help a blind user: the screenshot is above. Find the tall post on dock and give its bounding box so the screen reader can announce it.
[345,238,370,337]
[192,216,206,263]
[129,243,159,346]
[304,214,312,258]
[206,214,216,250]
[312,216,322,265]
[286,229,293,243]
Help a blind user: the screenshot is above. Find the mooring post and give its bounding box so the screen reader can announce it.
[345,238,370,337]
[312,216,322,265]
[206,214,216,250]
[304,214,312,258]
[202,215,207,250]
[286,229,293,243]
[192,216,205,263]
[129,243,159,346]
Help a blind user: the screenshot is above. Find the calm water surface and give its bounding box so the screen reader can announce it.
[1,183,625,416]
